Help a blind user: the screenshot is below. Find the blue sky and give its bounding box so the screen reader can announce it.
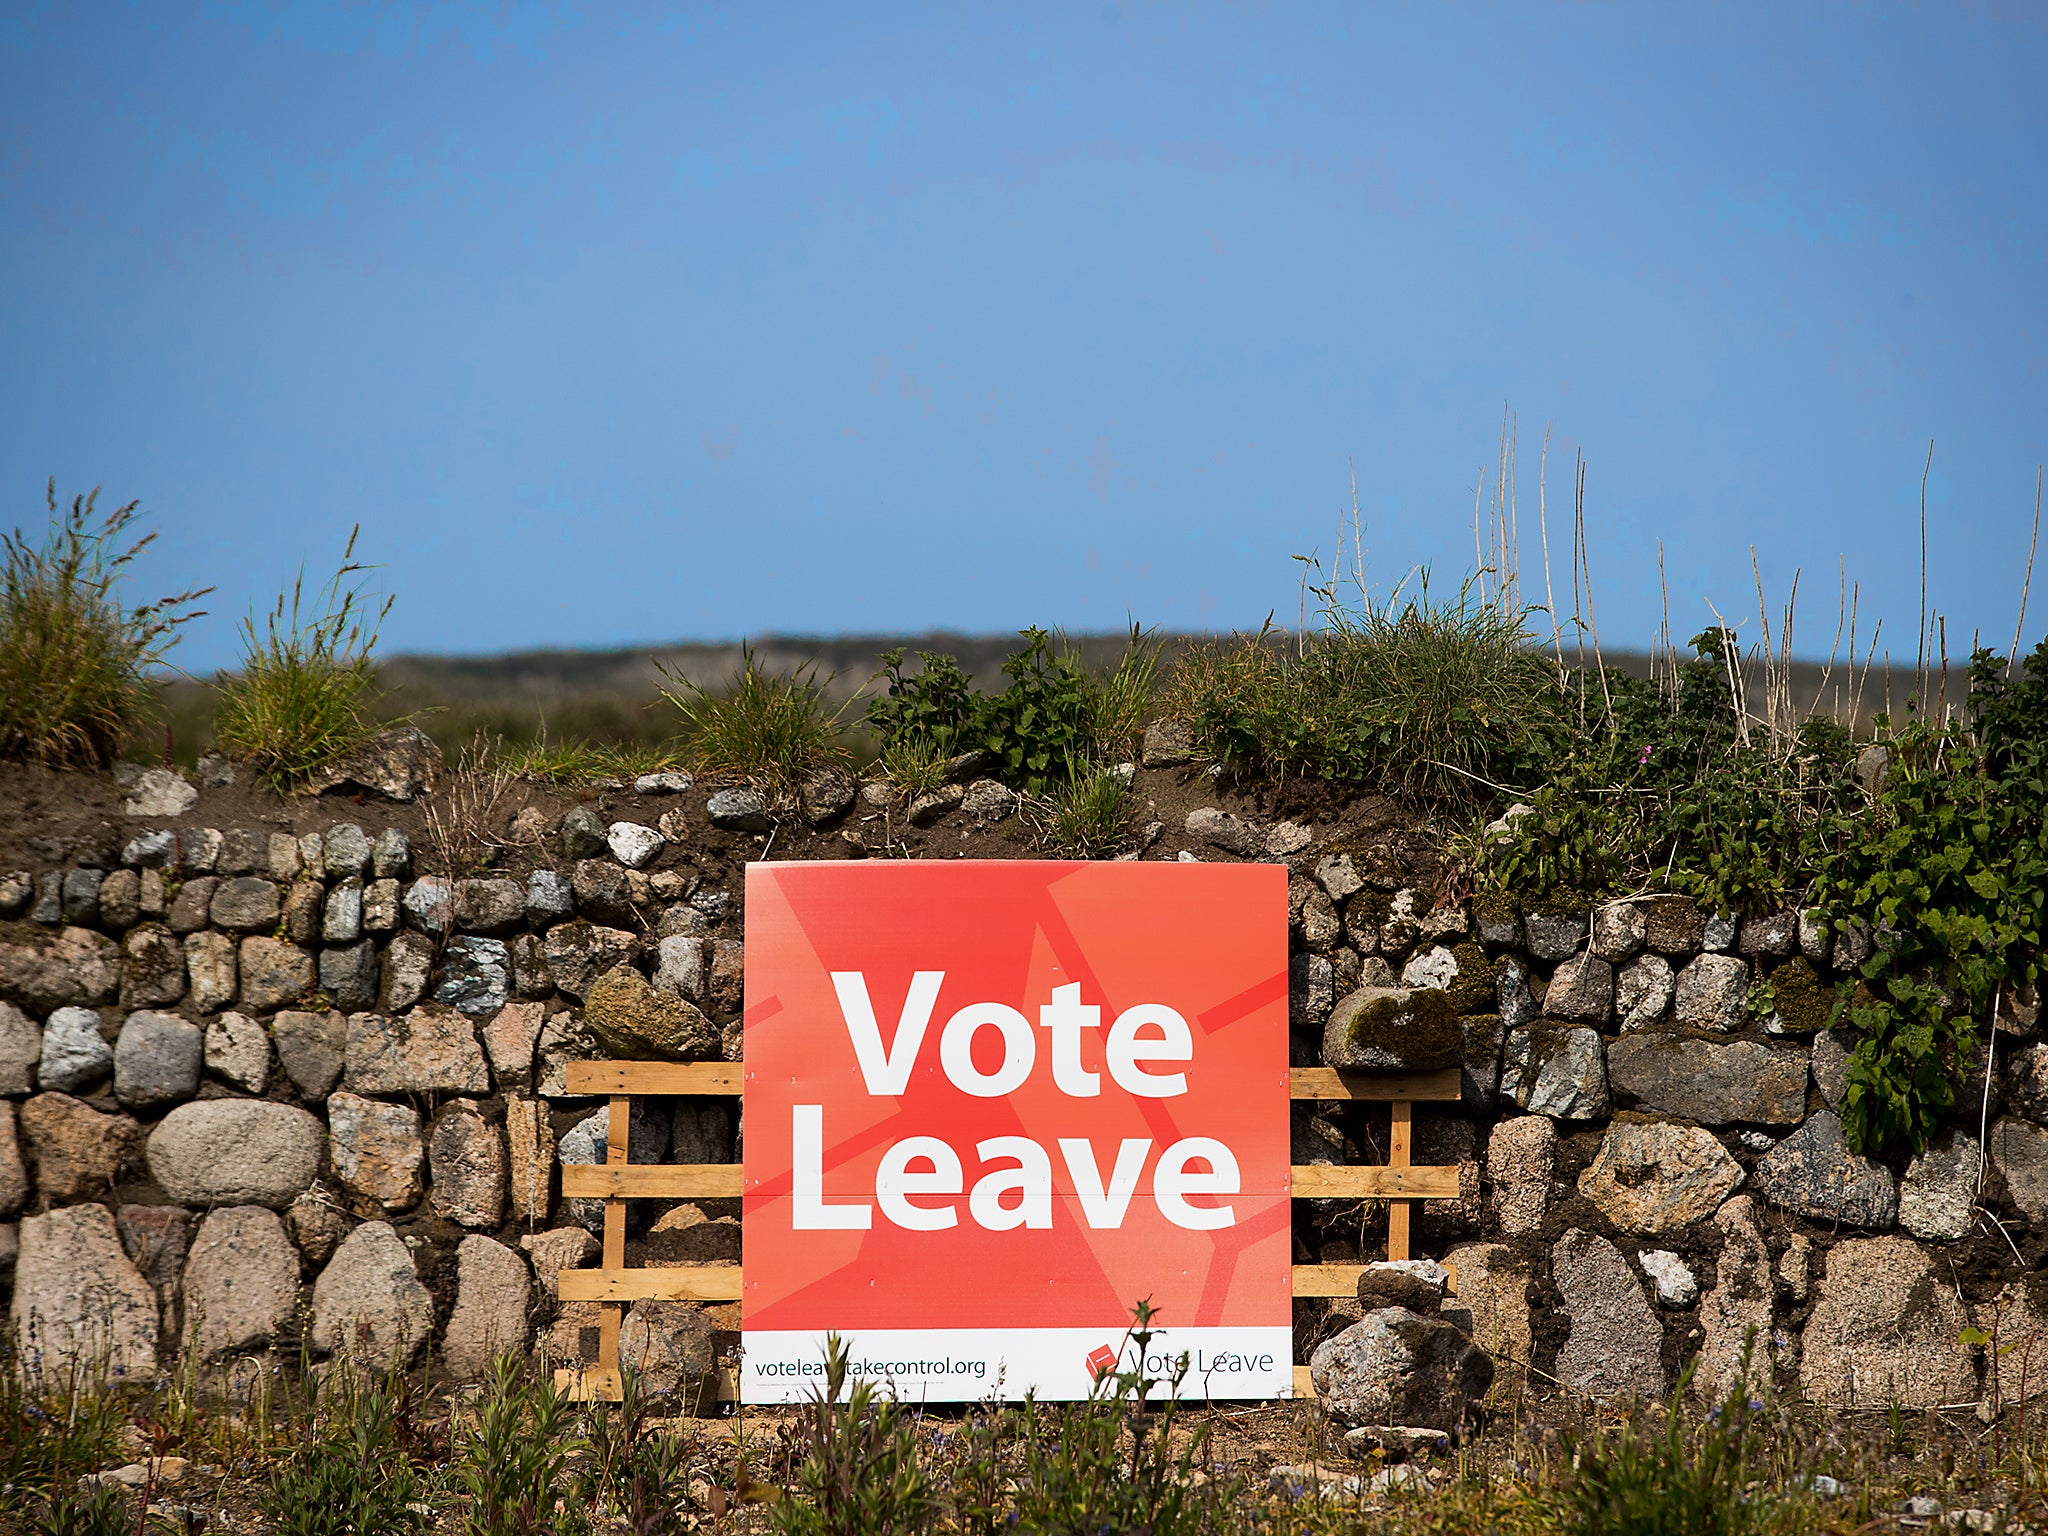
[2,2,2044,671]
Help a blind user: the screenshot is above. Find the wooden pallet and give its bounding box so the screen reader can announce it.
[552,1059,1461,1402]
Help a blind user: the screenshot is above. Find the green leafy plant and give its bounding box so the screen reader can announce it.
[261,1358,429,1536]
[864,649,988,763]
[0,482,209,767]
[0,1336,131,1522]
[449,1352,585,1536]
[213,526,391,792]
[581,1367,691,1536]
[771,1334,937,1536]
[659,644,848,795]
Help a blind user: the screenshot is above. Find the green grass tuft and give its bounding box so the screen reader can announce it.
[659,643,849,794]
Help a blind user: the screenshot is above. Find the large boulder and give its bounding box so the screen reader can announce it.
[1499,1026,1609,1120]
[1551,1229,1666,1400]
[582,965,719,1061]
[1799,1235,1971,1407]
[441,1235,531,1380]
[0,927,121,1013]
[147,1100,324,1208]
[23,1093,143,1203]
[618,1299,718,1400]
[310,1220,435,1365]
[1577,1121,1745,1235]
[1755,1111,1896,1229]
[1607,1036,1809,1126]
[307,725,443,802]
[1322,986,1462,1072]
[1308,1306,1492,1429]
[12,1203,159,1383]
[343,1005,490,1094]
[181,1206,300,1360]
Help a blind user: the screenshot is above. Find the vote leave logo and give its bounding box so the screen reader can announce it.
[739,860,1292,1402]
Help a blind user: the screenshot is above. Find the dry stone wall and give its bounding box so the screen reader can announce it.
[0,754,2043,1417]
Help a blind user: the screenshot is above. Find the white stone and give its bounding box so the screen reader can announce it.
[203,1011,270,1093]
[1637,1249,1698,1307]
[606,822,665,870]
[122,768,198,818]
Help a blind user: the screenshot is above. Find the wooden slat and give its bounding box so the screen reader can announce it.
[565,1061,744,1096]
[1289,1066,1461,1102]
[562,1163,747,1199]
[1387,1100,1412,1262]
[1292,1365,1315,1398]
[556,1366,622,1403]
[559,1266,744,1302]
[1291,1163,1460,1200]
[1292,1264,1366,1298]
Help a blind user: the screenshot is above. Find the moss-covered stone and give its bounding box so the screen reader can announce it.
[1767,956,1839,1035]
[582,965,719,1061]
[1322,985,1463,1071]
[1444,940,1495,1014]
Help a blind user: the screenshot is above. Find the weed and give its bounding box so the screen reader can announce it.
[491,730,684,786]
[449,1352,585,1536]
[865,649,986,762]
[0,482,208,767]
[213,526,391,792]
[772,1334,937,1536]
[0,1337,130,1521]
[879,737,948,796]
[1033,767,1131,857]
[582,1368,691,1535]
[659,644,848,794]
[422,732,522,875]
[261,1358,429,1536]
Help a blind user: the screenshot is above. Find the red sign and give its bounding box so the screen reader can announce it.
[740,860,1291,1401]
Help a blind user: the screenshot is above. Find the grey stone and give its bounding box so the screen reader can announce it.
[1607,1036,1808,1126]
[434,936,511,1016]
[1308,1307,1492,1430]
[1523,909,1587,963]
[307,727,442,802]
[1832,919,1875,972]
[1485,1117,1555,1237]
[21,1092,142,1202]
[323,877,364,943]
[1672,953,1750,1032]
[271,1010,346,1100]
[1738,911,1799,958]
[633,770,693,795]
[1899,1132,1981,1241]
[239,937,314,1011]
[706,788,771,832]
[218,828,267,876]
[1323,985,1462,1071]
[166,875,218,934]
[1800,1235,1971,1407]
[451,878,523,936]
[121,923,188,1007]
[299,832,324,871]
[371,828,411,879]
[60,868,102,925]
[1266,819,1313,857]
[284,1188,349,1267]
[12,1204,159,1384]
[1615,955,1674,1030]
[510,933,551,1000]
[96,868,141,929]
[1497,960,1537,1028]
[542,920,639,1001]
[195,752,236,788]
[185,930,238,1012]
[1500,1026,1609,1120]
[1292,883,1340,953]
[619,1299,716,1399]
[571,859,635,925]
[0,1002,38,1094]
[344,1004,490,1095]
[29,871,59,924]
[282,878,323,943]
[1702,913,1738,953]
[1461,1012,1504,1110]
[1291,953,1335,1032]
[147,1099,324,1208]
[526,870,574,927]
[1695,1195,1775,1403]
[113,1010,201,1108]
[1591,901,1648,962]
[654,935,707,1002]
[0,926,120,1012]
[559,805,610,860]
[952,779,1013,824]
[1141,718,1197,768]
[1399,945,1458,990]
[1551,1229,1666,1400]
[1577,1121,1745,1235]
[136,868,165,919]
[480,1001,545,1094]
[442,1235,530,1379]
[323,824,372,879]
[0,1102,24,1217]
[1315,854,1364,903]
[402,875,452,936]
[328,1091,423,1214]
[1185,806,1262,858]
[311,1220,434,1365]
[0,870,29,917]
[122,767,197,817]
[379,930,435,1012]
[535,1014,600,1098]
[607,822,665,869]
[1638,1250,1698,1307]
[204,1012,270,1094]
[267,833,303,882]
[1543,954,1614,1024]
[209,877,281,933]
[182,1206,299,1360]
[1473,899,1520,949]
[1755,1110,1896,1228]
[2003,1041,2048,1122]
[320,940,380,1013]
[1798,909,1831,962]
[906,784,965,825]
[362,877,400,933]
[428,1100,506,1229]
[1990,1116,2048,1220]
[39,1006,112,1092]
[799,765,857,825]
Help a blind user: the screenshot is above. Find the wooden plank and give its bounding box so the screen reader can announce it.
[566,1061,744,1096]
[562,1164,747,1200]
[1292,1365,1315,1398]
[559,1267,744,1303]
[599,1095,629,1375]
[1290,1163,1461,1200]
[1292,1264,1365,1298]
[1289,1066,1461,1102]
[1387,1100,1412,1263]
[557,1365,622,1403]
